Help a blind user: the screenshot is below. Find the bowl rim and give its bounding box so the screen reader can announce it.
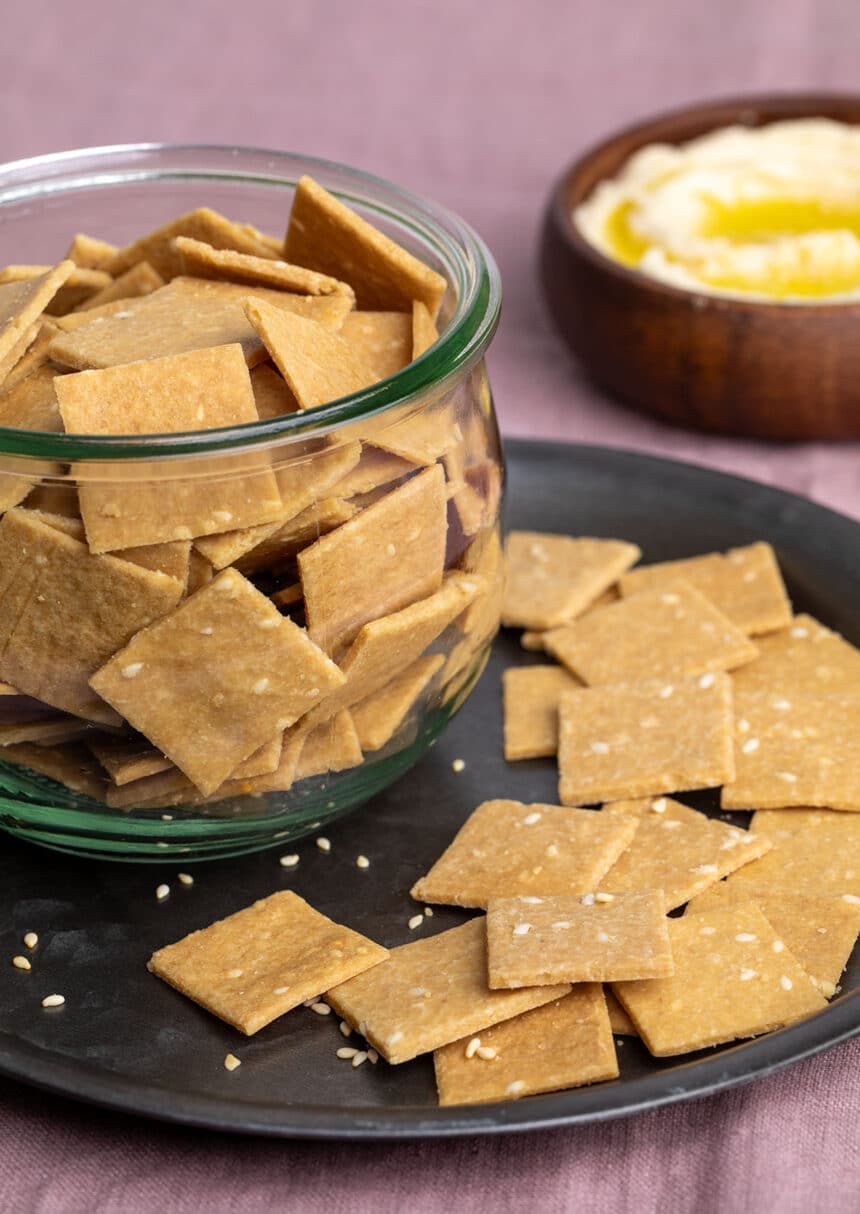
[552,89,860,316]
[0,143,501,462]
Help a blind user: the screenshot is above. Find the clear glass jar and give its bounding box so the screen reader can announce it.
[0,145,503,860]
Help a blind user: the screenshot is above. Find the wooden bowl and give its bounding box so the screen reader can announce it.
[540,93,860,440]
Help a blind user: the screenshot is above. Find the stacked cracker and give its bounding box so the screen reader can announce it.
[0,180,503,807]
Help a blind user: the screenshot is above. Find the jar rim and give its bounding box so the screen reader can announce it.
[0,143,502,462]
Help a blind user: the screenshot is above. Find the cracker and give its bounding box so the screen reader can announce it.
[558,674,735,806]
[285,175,447,318]
[325,917,570,1064]
[0,321,41,386]
[410,800,638,909]
[412,300,439,359]
[434,985,618,1106]
[448,461,502,540]
[0,681,20,695]
[90,568,344,795]
[0,712,90,747]
[299,464,447,655]
[730,614,860,699]
[65,234,118,270]
[368,403,460,467]
[501,533,640,631]
[74,261,164,310]
[597,797,772,911]
[0,262,75,367]
[721,691,860,811]
[46,268,113,316]
[192,440,361,570]
[502,665,582,760]
[340,312,412,383]
[244,299,376,408]
[328,445,419,499]
[613,905,828,1056]
[148,890,388,1035]
[174,236,354,300]
[232,497,357,577]
[682,882,860,997]
[0,368,63,513]
[87,735,172,786]
[37,509,192,589]
[520,589,621,651]
[48,278,351,371]
[294,710,362,780]
[0,509,183,723]
[271,583,302,609]
[0,320,60,392]
[351,654,444,751]
[250,363,299,418]
[715,809,860,899]
[487,890,672,990]
[619,543,793,636]
[0,741,107,801]
[55,345,284,552]
[543,582,758,685]
[103,208,278,280]
[604,989,638,1036]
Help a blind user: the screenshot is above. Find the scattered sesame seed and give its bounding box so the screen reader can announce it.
[224,1053,241,1071]
[199,626,214,635]
[352,1051,369,1068]
[274,986,290,995]
[121,662,144,679]
[741,738,760,754]
[408,987,426,998]
[520,896,543,904]
[698,673,716,689]
[776,771,798,783]
[227,968,243,979]
[252,677,270,695]
[817,927,828,935]
[597,931,609,943]
[513,923,531,936]
[581,893,595,906]
[161,814,173,821]
[367,1049,378,1065]
[12,955,31,971]
[842,894,860,905]
[310,1002,331,1016]
[546,843,559,857]
[660,593,680,604]
[650,798,667,814]
[280,854,300,868]
[700,926,716,936]
[663,820,682,830]
[41,994,64,1008]
[23,932,38,950]
[507,1080,526,1096]
[156,883,170,901]
[337,1047,358,1060]
[659,685,674,699]
[772,698,791,710]
[177,872,194,887]
[476,1046,497,1061]
[739,969,758,981]
[522,812,542,825]
[465,1037,481,1059]
[590,741,610,754]
[408,914,424,930]
[316,837,331,852]
[339,1020,352,1038]
[737,718,750,733]
[594,892,614,904]
[780,975,793,991]
[735,933,757,943]
[423,907,433,917]
[388,1031,403,1045]
[772,940,785,953]
[551,921,571,929]
[791,626,809,638]
[356,855,370,869]
[451,758,466,773]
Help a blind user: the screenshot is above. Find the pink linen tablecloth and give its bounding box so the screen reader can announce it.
[1,2,859,1210]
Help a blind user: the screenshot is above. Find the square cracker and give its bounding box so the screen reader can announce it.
[48,278,351,371]
[0,508,183,724]
[299,464,448,655]
[613,905,827,1056]
[721,691,860,811]
[502,665,582,760]
[351,653,444,751]
[74,261,164,310]
[103,207,277,280]
[173,236,355,300]
[604,989,638,1036]
[502,533,640,631]
[0,262,75,367]
[232,497,356,577]
[0,741,107,801]
[87,734,173,786]
[250,363,299,419]
[597,797,771,911]
[294,710,362,780]
[714,809,860,900]
[148,890,388,1036]
[434,985,618,1106]
[0,320,60,392]
[90,567,344,795]
[328,445,418,499]
[65,234,118,270]
[325,917,570,1064]
[730,614,860,699]
[683,882,860,997]
[340,312,412,383]
[285,175,447,318]
[0,368,63,513]
[0,711,89,747]
[412,300,439,359]
[55,345,284,552]
[619,543,792,636]
[410,800,638,910]
[520,589,621,652]
[487,890,673,988]
[543,582,758,686]
[558,674,735,806]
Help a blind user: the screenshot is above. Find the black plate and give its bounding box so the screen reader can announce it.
[1,439,858,1139]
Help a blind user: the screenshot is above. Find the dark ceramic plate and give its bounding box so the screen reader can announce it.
[1,439,858,1139]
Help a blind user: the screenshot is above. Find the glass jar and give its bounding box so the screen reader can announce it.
[0,145,503,860]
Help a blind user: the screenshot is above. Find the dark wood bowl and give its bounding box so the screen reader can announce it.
[540,93,860,440]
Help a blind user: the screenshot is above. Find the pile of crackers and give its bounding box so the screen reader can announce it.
[146,532,859,1107]
[0,178,502,808]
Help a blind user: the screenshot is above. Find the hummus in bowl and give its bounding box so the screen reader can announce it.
[574,118,860,303]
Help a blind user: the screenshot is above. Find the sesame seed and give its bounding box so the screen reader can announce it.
[594,892,614,903]
[310,1002,331,1016]
[356,854,370,869]
[546,843,559,857]
[156,883,170,901]
[476,1046,497,1060]
[274,986,290,995]
[252,677,269,695]
[581,893,595,906]
[698,673,716,689]
[590,741,610,754]
[161,814,173,821]
[663,820,682,830]
[367,1049,378,1064]
[121,662,144,679]
[451,758,466,773]
[513,923,531,936]
[741,738,760,754]
[337,1047,358,1060]
[316,837,331,852]
[842,894,860,905]
[520,896,543,904]
[735,933,757,943]
[737,718,750,733]
[791,627,809,638]
[597,931,609,943]
[739,969,757,981]
[408,914,424,930]
[12,955,31,970]
[651,799,667,814]
[224,1053,241,1071]
[424,907,433,917]
[388,1031,403,1045]
[23,932,38,950]
[339,1021,352,1038]
[352,1051,369,1068]
[41,994,65,1008]
[552,921,571,929]
[772,698,791,710]
[177,873,194,887]
[660,593,680,604]
[213,510,233,523]
[772,940,785,953]
[507,1080,526,1096]
[700,926,716,936]
[780,976,793,991]
[659,685,674,699]
[227,968,243,979]
[200,626,214,636]
[465,1037,481,1059]
[522,812,542,825]
[691,864,718,875]
[777,772,798,783]
[280,854,300,868]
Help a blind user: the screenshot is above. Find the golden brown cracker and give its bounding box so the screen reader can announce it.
[351,654,444,751]
[90,567,344,795]
[232,497,357,577]
[502,665,582,760]
[148,890,388,1035]
[328,445,419,498]
[74,261,164,310]
[0,712,90,747]
[434,986,618,1106]
[0,740,107,800]
[64,234,118,270]
[103,208,278,280]
[0,320,60,392]
[410,800,638,910]
[604,989,638,1036]
[294,710,362,780]
[731,614,860,699]
[0,263,75,368]
[502,533,641,631]
[47,268,113,315]
[285,176,447,318]
[340,311,412,382]
[173,236,354,300]
[486,891,673,988]
[613,905,827,1056]
[0,369,63,514]
[325,917,570,1065]
[250,363,299,418]
[718,809,860,900]
[412,299,439,359]
[87,734,173,786]
[558,674,735,806]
